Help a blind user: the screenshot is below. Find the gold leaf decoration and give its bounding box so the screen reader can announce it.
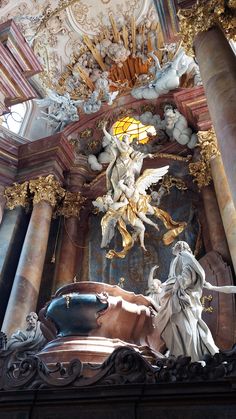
[56,191,86,218]
[4,182,29,210]
[29,175,65,208]
[178,0,236,56]
[188,127,220,189]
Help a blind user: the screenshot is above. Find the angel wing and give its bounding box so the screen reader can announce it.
[135,166,169,195]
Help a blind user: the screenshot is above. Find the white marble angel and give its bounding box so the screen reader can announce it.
[35,90,80,131]
[102,123,153,202]
[93,165,186,258]
[94,71,119,106]
[152,241,236,361]
[131,47,201,101]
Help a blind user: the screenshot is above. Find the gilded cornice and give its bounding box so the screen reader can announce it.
[178,0,236,55]
[188,127,220,188]
[56,191,86,218]
[4,181,29,210]
[29,175,65,208]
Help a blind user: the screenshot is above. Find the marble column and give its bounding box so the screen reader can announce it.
[210,155,236,274]
[2,176,65,336]
[53,166,88,291]
[201,184,231,265]
[53,194,87,290]
[194,26,236,207]
[0,185,6,224]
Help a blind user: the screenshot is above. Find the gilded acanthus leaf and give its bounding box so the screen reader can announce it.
[178,0,236,56]
[56,191,87,218]
[29,175,65,208]
[4,182,29,210]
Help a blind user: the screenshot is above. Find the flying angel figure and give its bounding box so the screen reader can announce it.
[35,90,81,131]
[93,165,186,259]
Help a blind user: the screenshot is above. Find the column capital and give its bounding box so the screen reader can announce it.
[178,0,236,55]
[4,181,29,210]
[29,175,65,208]
[56,191,87,218]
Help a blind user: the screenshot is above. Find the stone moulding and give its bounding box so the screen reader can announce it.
[0,345,236,390]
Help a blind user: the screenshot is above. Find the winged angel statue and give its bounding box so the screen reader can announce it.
[93,124,186,259]
[36,90,81,132]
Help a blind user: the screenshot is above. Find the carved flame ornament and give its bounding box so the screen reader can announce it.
[178,0,236,56]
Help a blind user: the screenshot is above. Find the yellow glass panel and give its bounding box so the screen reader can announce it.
[113,116,156,144]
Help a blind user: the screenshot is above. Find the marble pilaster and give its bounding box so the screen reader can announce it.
[53,166,87,291]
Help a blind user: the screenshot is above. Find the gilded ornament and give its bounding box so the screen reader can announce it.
[197,128,220,162]
[56,191,86,218]
[154,152,192,162]
[178,0,236,56]
[80,128,93,138]
[29,175,65,208]
[188,128,220,189]
[188,160,212,189]
[4,182,29,210]
[201,294,214,313]
[161,175,188,194]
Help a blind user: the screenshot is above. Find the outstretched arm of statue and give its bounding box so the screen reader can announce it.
[204,281,236,294]
[102,123,114,144]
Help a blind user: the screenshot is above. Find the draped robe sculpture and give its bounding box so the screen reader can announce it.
[148,241,236,361]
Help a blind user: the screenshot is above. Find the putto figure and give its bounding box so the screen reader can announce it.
[149,241,236,361]
[93,123,186,259]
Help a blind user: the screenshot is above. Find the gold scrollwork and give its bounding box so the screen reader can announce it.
[161,175,188,194]
[29,175,65,208]
[178,0,236,56]
[188,128,220,189]
[4,181,30,210]
[56,191,86,218]
[201,294,214,313]
[189,160,211,189]
[197,128,220,162]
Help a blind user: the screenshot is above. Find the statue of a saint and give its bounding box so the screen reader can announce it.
[6,312,46,354]
[152,241,236,361]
